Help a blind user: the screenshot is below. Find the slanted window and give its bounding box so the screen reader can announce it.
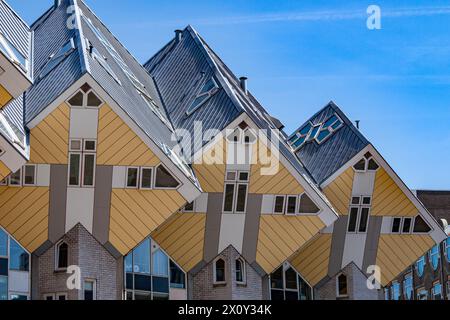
[140,167,153,189]
[235,258,246,284]
[67,88,103,108]
[68,139,97,187]
[152,249,169,277]
[429,245,440,271]
[214,258,226,284]
[23,165,36,186]
[413,216,431,233]
[139,92,172,131]
[170,261,185,289]
[84,279,96,300]
[347,196,371,233]
[286,196,297,215]
[337,274,348,298]
[298,193,320,214]
[55,241,68,271]
[126,167,139,188]
[352,154,380,172]
[186,78,219,116]
[416,256,426,277]
[223,171,249,213]
[39,39,75,79]
[155,165,180,189]
[270,266,312,300]
[0,32,28,71]
[391,282,400,300]
[9,169,21,186]
[432,282,442,300]
[403,274,413,300]
[316,114,344,144]
[9,239,29,271]
[91,47,121,85]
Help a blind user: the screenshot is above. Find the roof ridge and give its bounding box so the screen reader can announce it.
[143,37,177,73]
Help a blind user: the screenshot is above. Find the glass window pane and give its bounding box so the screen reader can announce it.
[0,259,7,276]
[298,194,320,214]
[127,168,139,188]
[125,254,133,273]
[271,290,284,300]
[316,129,331,143]
[274,196,285,214]
[392,218,401,233]
[152,276,169,293]
[83,154,95,186]
[348,208,359,232]
[87,92,102,107]
[285,268,297,290]
[68,92,84,106]
[133,239,150,274]
[153,293,169,300]
[235,184,247,213]
[223,184,235,212]
[57,242,68,269]
[0,229,7,256]
[358,208,370,233]
[0,276,6,301]
[70,139,82,151]
[134,274,152,291]
[69,154,81,186]
[9,169,21,185]
[155,166,179,188]
[271,267,283,289]
[403,218,412,233]
[353,159,366,171]
[286,196,297,214]
[170,260,185,289]
[141,168,153,189]
[215,259,225,282]
[368,159,379,171]
[134,292,151,300]
[338,274,348,296]
[9,239,29,271]
[24,165,35,185]
[84,280,95,300]
[235,259,243,283]
[152,249,168,277]
[84,140,96,151]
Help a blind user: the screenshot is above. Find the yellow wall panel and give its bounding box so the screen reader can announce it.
[30,103,70,164]
[152,213,206,272]
[0,161,10,181]
[192,139,226,193]
[0,186,49,253]
[372,168,418,216]
[376,235,435,286]
[290,234,332,286]
[256,215,325,273]
[97,105,160,166]
[323,167,354,215]
[0,84,12,107]
[109,188,186,255]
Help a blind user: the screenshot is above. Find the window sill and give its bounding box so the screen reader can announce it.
[236,282,247,287]
[54,269,67,274]
[213,282,227,288]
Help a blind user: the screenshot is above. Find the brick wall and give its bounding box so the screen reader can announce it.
[33,224,122,300]
[191,246,263,300]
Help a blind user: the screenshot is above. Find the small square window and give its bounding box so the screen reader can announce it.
[226,171,237,181]
[84,140,96,152]
[351,197,360,205]
[126,167,139,188]
[392,218,402,233]
[70,139,82,151]
[140,168,153,189]
[238,172,249,182]
[184,202,194,212]
[23,165,36,186]
[362,197,371,205]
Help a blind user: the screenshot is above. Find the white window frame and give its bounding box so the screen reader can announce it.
[22,165,37,186]
[417,288,428,300]
[43,293,55,300]
[444,238,450,263]
[56,292,68,300]
[401,217,413,234]
[235,258,246,285]
[125,166,140,189]
[347,198,371,234]
[429,245,440,271]
[336,273,348,298]
[139,167,153,190]
[67,88,104,110]
[432,282,442,300]
[153,164,181,190]
[82,153,96,188]
[273,195,286,215]
[391,217,402,234]
[182,201,195,213]
[83,279,97,300]
[68,139,97,188]
[8,168,22,187]
[222,170,249,214]
[403,273,413,300]
[285,195,298,216]
[213,257,226,285]
[68,152,82,187]
[55,240,69,272]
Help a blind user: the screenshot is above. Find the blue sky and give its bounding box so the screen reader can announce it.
[7,0,450,189]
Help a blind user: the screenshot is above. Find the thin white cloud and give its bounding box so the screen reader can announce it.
[187,6,450,26]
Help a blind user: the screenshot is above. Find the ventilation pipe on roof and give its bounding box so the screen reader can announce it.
[239,77,248,95]
[355,120,360,130]
[175,30,183,43]
[54,0,62,7]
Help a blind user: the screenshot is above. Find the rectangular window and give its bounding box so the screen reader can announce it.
[235,184,248,213]
[223,184,235,213]
[403,274,413,300]
[348,207,359,232]
[0,229,7,257]
[140,168,153,189]
[84,279,96,300]
[348,196,371,233]
[223,171,249,213]
[358,208,370,233]
[57,293,67,301]
[23,165,36,186]
[391,282,400,300]
[44,294,55,301]
[392,218,402,233]
[274,196,286,214]
[286,196,297,215]
[82,154,95,187]
[69,153,81,186]
[417,289,428,300]
[9,169,21,186]
[70,139,82,151]
[183,202,194,212]
[402,218,412,233]
[432,282,442,300]
[126,167,139,188]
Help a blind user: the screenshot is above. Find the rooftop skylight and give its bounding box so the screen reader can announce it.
[186,78,219,116]
[0,32,27,72]
[289,113,344,151]
[39,38,75,79]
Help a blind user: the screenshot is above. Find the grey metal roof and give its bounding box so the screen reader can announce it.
[292,102,370,185]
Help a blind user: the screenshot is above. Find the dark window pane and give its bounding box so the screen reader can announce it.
[84,140,96,151]
[239,172,249,181]
[87,92,102,107]
[298,275,312,300]
[155,166,180,188]
[24,165,35,185]
[0,277,6,301]
[141,168,153,189]
[0,229,6,256]
[84,281,95,300]
[133,238,150,274]
[298,194,320,214]
[126,273,133,290]
[271,290,284,300]
[362,197,371,205]
[285,268,297,290]
[285,291,298,301]
[184,202,194,212]
[134,292,151,300]
[170,261,185,289]
[358,208,370,233]
[0,258,7,276]
[215,259,225,282]
[153,293,169,300]
[403,218,412,233]
[153,276,169,293]
[134,274,152,291]
[69,154,81,186]
[413,216,431,233]
[125,254,132,273]
[126,291,133,300]
[127,168,138,188]
[235,184,247,212]
[368,159,379,171]
[68,92,83,106]
[348,208,359,232]
[57,295,66,301]
[45,295,54,301]
[83,154,95,186]
[353,159,366,171]
[392,218,401,233]
[352,197,360,205]
[235,259,243,283]
[223,184,235,212]
[10,239,29,271]
[286,196,297,214]
[274,196,285,214]
[338,274,348,296]
[9,169,21,185]
[10,294,27,300]
[271,267,283,289]
[57,242,68,269]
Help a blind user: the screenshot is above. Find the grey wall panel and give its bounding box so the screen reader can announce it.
[92,165,113,245]
[203,193,223,262]
[48,164,68,243]
[328,216,348,277]
[242,194,262,264]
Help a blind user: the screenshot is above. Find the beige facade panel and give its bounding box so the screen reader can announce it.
[256,215,325,273]
[152,213,206,272]
[323,167,354,215]
[0,160,10,181]
[0,84,12,107]
[29,103,70,164]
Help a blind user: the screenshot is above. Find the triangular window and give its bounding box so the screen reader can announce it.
[155,165,180,189]
[298,193,320,214]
